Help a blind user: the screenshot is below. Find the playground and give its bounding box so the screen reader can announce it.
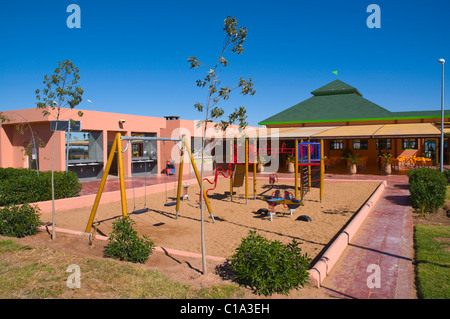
[39,178,380,260]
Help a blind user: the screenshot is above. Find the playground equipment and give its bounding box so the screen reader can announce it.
[262,190,302,222]
[200,138,325,209]
[85,133,215,233]
[202,139,257,203]
[269,173,278,187]
[297,141,324,202]
[259,139,324,221]
[202,163,233,198]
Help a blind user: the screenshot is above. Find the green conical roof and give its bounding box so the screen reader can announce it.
[258,80,392,125]
[310,79,361,96]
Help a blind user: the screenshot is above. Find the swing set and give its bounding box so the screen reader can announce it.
[85,132,214,233]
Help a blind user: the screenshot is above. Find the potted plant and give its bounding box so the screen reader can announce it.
[257,157,265,172]
[379,153,392,175]
[342,153,361,175]
[286,154,295,173]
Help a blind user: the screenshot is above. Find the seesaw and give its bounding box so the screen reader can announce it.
[260,190,311,222]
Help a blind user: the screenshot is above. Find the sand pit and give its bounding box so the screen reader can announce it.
[40,178,380,262]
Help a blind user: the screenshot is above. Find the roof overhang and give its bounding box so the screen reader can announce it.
[232,123,442,140]
[312,123,441,139]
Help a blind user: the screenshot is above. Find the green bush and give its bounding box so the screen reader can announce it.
[408,168,447,215]
[229,231,311,296]
[0,204,42,238]
[104,216,155,264]
[0,168,81,206]
[443,169,450,184]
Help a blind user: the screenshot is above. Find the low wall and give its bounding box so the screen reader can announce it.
[32,178,201,213]
[308,180,387,287]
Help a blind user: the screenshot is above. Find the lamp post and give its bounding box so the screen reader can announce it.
[87,99,93,111]
[438,59,445,172]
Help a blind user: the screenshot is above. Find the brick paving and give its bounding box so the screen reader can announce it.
[320,173,416,299]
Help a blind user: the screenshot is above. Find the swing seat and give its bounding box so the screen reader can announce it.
[132,208,149,215]
[164,202,177,207]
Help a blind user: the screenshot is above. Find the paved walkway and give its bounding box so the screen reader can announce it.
[320,173,415,299]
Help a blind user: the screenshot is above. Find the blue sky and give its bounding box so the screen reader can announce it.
[0,0,449,126]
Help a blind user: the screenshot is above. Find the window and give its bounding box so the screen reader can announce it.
[402,138,418,150]
[131,133,157,159]
[353,139,368,150]
[376,139,392,150]
[66,131,103,162]
[329,140,344,150]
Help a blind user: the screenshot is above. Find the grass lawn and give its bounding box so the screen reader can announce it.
[414,224,450,299]
[0,238,241,299]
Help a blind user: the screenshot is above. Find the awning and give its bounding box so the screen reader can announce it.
[221,123,442,140]
[250,127,336,139]
[223,126,336,139]
[312,125,384,139]
[311,123,441,139]
[373,123,442,138]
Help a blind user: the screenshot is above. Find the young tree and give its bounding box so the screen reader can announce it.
[188,16,255,274]
[36,60,83,240]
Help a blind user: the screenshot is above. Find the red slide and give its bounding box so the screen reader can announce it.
[202,163,233,196]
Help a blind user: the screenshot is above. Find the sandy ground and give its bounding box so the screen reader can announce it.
[41,179,379,261]
[28,179,380,298]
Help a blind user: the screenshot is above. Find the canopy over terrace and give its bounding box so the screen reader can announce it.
[229,123,441,140]
[218,123,442,170]
[311,122,441,139]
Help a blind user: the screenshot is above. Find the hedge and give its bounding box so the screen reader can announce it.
[0,168,82,206]
[0,204,42,238]
[408,168,447,215]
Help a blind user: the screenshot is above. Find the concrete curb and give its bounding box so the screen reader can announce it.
[39,225,227,262]
[308,180,387,287]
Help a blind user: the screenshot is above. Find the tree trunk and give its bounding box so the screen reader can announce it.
[51,120,57,240]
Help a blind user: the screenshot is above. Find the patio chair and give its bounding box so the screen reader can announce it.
[424,158,434,167]
[409,156,416,168]
[397,156,407,169]
[415,157,425,168]
[391,158,399,171]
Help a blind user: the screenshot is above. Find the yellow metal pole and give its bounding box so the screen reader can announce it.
[253,139,257,199]
[184,136,214,221]
[300,163,304,205]
[320,139,324,202]
[230,139,234,201]
[116,133,128,218]
[175,136,185,217]
[245,139,249,204]
[308,141,311,191]
[85,136,117,233]
[295,139,299,199]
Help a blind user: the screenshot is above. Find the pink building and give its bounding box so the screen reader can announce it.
[0,108,253,179]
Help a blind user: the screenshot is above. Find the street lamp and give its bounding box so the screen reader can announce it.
[87,99,93,111]
[439,59,445,172]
